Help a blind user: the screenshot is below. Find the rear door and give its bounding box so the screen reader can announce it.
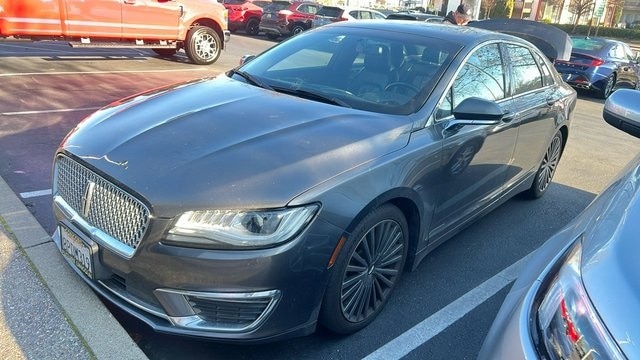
[64,0,122,38]
[121,0,181,40]
[504,43,562,188]
[1,0,64,36]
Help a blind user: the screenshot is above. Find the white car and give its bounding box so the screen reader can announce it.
[311,6,386,28]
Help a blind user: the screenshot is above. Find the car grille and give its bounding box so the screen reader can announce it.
[54,155,150,253]
[187,295,273,328]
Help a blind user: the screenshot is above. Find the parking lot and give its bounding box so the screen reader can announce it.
[2,35,640,359]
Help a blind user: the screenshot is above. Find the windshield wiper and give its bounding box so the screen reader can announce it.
[228,69,273,91]
[273,87,352,108]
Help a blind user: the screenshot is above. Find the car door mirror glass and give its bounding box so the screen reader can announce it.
[603,89,640,139]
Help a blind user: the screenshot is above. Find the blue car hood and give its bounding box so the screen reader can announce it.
[59,76,412,214]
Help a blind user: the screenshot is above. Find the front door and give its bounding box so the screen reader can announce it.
[429,43,518,240]
[121,0,181,40]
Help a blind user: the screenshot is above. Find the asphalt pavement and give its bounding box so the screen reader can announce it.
[0,175,146,359]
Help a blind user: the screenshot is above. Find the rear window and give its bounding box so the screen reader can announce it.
[264,1,291,12]
[316,6,344,17]
[571,37,606,51]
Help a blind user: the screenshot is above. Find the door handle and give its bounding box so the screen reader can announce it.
[546,97,557,106]
[124,0,136,4]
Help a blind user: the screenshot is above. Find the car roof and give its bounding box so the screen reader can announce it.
[323,20,522,48]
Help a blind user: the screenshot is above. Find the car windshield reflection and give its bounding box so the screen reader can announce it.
[234,28,461,115]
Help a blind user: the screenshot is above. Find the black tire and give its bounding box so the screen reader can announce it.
[184,26,222,65]
[320,204,408,334]
[246,18,260,35]
[597,74,615,99]
[524,131,563,199]
[290,24,306,36]
[152,48,177,57]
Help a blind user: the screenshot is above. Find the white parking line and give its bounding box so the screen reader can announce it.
[0,68,210,77]
[20,189,52,199]
[363,252,534,360]
[1,107,101,116]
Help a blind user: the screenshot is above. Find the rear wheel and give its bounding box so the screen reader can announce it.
[320,204,408,334]
[524,131,563,199]
[184,25,222,65]
[597,74,615,99]
[246,18,260,35]
[290,24,306,36]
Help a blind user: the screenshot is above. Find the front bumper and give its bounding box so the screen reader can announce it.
[52,196,344,343]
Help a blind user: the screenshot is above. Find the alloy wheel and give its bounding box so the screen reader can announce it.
[536,133,562,193]
[340,219,405,323]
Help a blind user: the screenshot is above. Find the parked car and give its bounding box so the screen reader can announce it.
[311,6,386,28]
[478,88,640,359]
[223,0,271,35]
[385,12,444,22]
[52,21,576,343]
[554,36,640,98]
[259,0,320,39]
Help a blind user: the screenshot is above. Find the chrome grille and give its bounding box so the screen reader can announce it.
[55,155,150,253]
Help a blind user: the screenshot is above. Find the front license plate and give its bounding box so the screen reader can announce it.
[60,226,94,279]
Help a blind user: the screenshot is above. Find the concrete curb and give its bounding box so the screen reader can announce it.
[0,176,147,360]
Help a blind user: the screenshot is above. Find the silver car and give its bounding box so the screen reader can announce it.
[479,88,640,359]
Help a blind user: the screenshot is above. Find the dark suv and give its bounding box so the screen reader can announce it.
[259,0,321,39]
[223,0,271,35]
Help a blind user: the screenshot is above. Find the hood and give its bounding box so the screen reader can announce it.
[580,155,640,358]
[60,76,412,215]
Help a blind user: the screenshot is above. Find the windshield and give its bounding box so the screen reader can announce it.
[234,27,461,115]
[263,1,290,12]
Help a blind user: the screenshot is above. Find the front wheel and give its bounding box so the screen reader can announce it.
[184,26,222,65]
[320,204,408,334]
[524,131,563,199]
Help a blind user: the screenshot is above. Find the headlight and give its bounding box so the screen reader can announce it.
[535,240,624,359]
[166,204,319,249]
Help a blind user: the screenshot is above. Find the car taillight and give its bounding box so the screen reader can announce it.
[279,10,293,15]
[332,17,348,22]
[590,58,605,66]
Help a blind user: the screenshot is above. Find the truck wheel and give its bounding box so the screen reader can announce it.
[185,26,221,65]
[152,49,177,57]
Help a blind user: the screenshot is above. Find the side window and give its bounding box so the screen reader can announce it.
[532,51,555,87]
[435,44,505,120]
[506,44,543,95]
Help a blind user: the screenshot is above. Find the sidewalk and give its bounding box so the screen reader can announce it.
[0,175,147,359]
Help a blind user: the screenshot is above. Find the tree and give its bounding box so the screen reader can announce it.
[489,0,514,18]
[569,0,595,30]
[481,0,498,18]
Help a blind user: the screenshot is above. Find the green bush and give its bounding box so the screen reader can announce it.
[551,24,640,42]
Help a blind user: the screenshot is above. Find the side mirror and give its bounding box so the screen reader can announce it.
[603,89,640,139]
[239,54,256,66]
[453,97,507,121]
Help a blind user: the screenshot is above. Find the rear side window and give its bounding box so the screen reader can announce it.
[317,7,344,17]
[506,44,543,95]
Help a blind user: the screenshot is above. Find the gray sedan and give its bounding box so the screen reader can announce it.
[51,21,576,343]
[479,89,640,359]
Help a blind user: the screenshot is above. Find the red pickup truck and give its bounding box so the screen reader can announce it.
[0,0,230,65]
